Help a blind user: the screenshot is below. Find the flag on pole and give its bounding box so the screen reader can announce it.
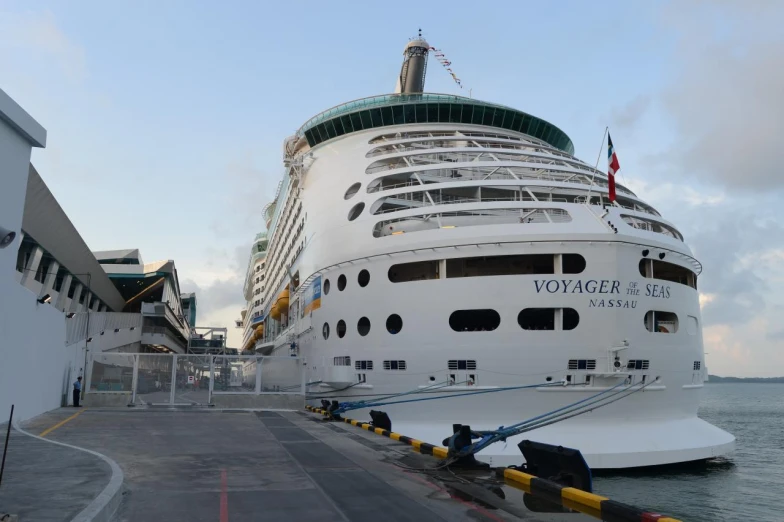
[607,133,620,202]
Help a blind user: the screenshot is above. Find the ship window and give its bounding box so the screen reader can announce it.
[355,360,374,370]
[448,360,477,370]
[344,182,361,200]
[340,115,353,134]
[348,202,365,221]
[446,254,554,277]
[380,106,393,126]
[518,308,580,331]
[333,356,351,366]
[693,361,701,371]
[337,320,347,338]
[358,269,370,287]
[338,274,347,291]
[370,108,384,126]
[627,360,650,370]
[388,260,439,282]
[357,317,371,336]
[568,359,597,370]
[449,309,500,332]
[644,311,678,333]
[638,259,697,289]
[322,323,330,340]
[392,105,406,125]
[386,314,403,334]
[360,110,372,128]
[518,308,555,330]
[324,279,331,295]
[415,104,427,122]
[562,254,586,274]
[563,308,579,330]
[383,360,407,371]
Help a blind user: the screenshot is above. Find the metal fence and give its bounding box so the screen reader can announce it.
[86,353,305,405]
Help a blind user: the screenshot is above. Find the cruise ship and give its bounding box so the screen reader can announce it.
[239,38,735,468]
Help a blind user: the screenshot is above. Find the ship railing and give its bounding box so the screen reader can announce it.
[366,140,577,160]
[365,153,598,175]
[373,196,574,215]
[367,166,635,195]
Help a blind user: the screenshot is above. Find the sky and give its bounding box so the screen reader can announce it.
[1,0,782,376]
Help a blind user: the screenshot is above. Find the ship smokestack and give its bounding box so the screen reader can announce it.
[395,32,429,94]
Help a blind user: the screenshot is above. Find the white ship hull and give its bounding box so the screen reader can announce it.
[243,87,735,469]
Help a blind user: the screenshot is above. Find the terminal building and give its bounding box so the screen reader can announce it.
[0,87,226,421]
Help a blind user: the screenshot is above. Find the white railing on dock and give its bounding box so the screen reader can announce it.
[86,353,306,405]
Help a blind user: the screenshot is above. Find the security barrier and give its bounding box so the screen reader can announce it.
[86,353,305,406]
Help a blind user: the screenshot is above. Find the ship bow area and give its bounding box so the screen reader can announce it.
[390,417,736,469]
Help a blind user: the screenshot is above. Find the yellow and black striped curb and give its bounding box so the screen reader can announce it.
[304,405,682,522]
[500,468,682,522]
[305,405,449,459]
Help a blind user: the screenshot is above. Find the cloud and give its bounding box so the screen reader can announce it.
[611,95,650,131]
[767,329,784,342]
[658,1,784,191]
[0,10,86,82]
[180,274,245,347]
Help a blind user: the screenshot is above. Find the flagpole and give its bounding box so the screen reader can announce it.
[586,126,609,205]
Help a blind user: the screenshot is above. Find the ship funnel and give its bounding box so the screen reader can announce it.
[395,33,429,94]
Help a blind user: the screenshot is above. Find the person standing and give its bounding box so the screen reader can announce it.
[73,376,82,407]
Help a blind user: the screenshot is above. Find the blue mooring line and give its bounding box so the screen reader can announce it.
[336,380,563,414]
[462,380,633,455]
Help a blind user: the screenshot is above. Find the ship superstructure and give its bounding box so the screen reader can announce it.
[238,37,734,468]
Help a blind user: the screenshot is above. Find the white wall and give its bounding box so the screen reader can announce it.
[0,284,76,420]
[0,90,72,422]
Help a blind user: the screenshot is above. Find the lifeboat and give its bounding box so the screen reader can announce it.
[255,325,264,337]
[270,302,281,321]
[276,288,290,311]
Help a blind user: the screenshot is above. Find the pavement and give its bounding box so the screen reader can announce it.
[0,415,113,521]
[1,407,587,521]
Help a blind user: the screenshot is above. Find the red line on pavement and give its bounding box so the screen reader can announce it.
[220,469,228,522]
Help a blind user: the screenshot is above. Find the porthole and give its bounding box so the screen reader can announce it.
[338,274,347,291]
[358,269,370,287]
[348,202,365,221]
[358,317,371,336]
[323,279,331,295]
[344,182,361,200]
[322,323,330,340]
[337,320,347,338]
[386,314,403,334]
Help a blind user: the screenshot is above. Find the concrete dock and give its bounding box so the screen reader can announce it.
[1,407,588,521]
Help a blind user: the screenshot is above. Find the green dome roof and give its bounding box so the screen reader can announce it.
[297,93,574,154]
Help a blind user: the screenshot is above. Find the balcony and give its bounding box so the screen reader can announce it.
[141,302,189,340]
[141,326,186,353]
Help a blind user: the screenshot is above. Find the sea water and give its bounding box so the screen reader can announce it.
[594,383,784,521]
